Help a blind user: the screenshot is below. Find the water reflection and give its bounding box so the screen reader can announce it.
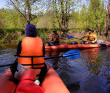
[45,51,62,70]
[46,48,110,93]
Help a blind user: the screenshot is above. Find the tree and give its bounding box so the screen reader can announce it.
[87,0,106,35]
[46,0,82,37]
[0,9,26,29]
[104,0,110,37]
[0,9,5,28]
[8,0,43,24]
[79,4,88,28]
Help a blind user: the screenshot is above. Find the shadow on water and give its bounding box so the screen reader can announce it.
[0,45,110,93]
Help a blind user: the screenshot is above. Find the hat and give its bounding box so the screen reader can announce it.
[53,30,57,34]
[26,24,37,37]
[53,29,57,32]
[88,28,94,32]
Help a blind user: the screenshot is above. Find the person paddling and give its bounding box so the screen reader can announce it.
[46,30,59,46]
[10,24,47,84]
[80,28,97,44]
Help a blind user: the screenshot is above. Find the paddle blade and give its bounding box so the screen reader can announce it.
[99,44,107,47]
[66,35,70,38]
[69,36,74,38]
[49,43,54,46]
[66,35,74,38]
[63,49,80,59]
[41,37,44,40]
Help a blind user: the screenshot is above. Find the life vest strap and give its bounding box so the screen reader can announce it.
[21,63,45,66]
[15,55,44,57]
[15,55,45,69]
[21,63,45,69]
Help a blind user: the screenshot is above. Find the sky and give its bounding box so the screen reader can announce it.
[0,0,109,9]
[0,0,7,9]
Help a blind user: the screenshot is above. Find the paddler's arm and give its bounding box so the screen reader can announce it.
[50,38,56,43]
[43,43,45,56]
[16,41,22,55]
[94,38,97,43]
[92,35,97,43]
[80,36,86,40]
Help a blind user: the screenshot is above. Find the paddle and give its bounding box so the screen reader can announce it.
[99,44,107,47]
[41,37,53,46]
[66,35,74,39]
[66,35,81,40]
[44,49,80,60]
[0,49,80,67]
[66,35,79,44]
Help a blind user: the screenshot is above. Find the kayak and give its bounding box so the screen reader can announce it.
[45,43,110,52]
[0,62,70,93]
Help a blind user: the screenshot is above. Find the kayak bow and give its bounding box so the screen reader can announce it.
[0,62,70,93]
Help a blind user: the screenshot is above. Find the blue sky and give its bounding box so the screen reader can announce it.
[0,0,109,9]
[0,0,7,9]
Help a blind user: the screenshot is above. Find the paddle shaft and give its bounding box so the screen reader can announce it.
[41,37,53,45]
[0,55,73,67]
[0,49,80,67]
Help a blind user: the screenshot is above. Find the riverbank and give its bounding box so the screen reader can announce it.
[0,28,24,44]
[0,28,110,46]
[0,44,17,50]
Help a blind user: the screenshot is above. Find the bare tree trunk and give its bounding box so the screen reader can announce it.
[10,0,38,24]
[53,0,62,36]
[53,0,70,38]
[26,0,31,24]
[104,0,110,37]
[65,0,69,30]
[10,0,28,23]
[61,0,68,37]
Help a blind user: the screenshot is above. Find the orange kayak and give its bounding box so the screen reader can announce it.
[0,62,70,93]
[45,43,110,52]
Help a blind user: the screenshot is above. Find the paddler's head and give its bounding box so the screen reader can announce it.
[53,29,57,34]
[26,24,37,37]
[88,28,94,34]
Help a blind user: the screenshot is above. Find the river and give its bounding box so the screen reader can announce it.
[0,46,110,93]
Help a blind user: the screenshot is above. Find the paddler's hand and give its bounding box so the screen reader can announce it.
[80,38,82,40]
[91,40,97,44]
[45,40,49,43]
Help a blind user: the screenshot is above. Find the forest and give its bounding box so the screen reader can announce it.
[0,0,110,44]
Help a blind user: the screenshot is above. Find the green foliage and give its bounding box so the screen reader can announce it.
[0,0,108,45]
[0,28,23,33]
[87,0,106,30]
[16,35,26,44]
[0,9,26,29]
[37,16,52,28]
[1,0,106,32]
[0,28,23,43]
[69,28,86,31]
[49,28,61,32]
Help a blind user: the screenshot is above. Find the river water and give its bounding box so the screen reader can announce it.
[0,46,110,93]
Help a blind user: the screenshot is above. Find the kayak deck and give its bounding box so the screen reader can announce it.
[0,68,16,93]
[0,62,70,93]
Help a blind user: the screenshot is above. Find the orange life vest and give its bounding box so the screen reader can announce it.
[52,34,59,43]
[18,37,44,68]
